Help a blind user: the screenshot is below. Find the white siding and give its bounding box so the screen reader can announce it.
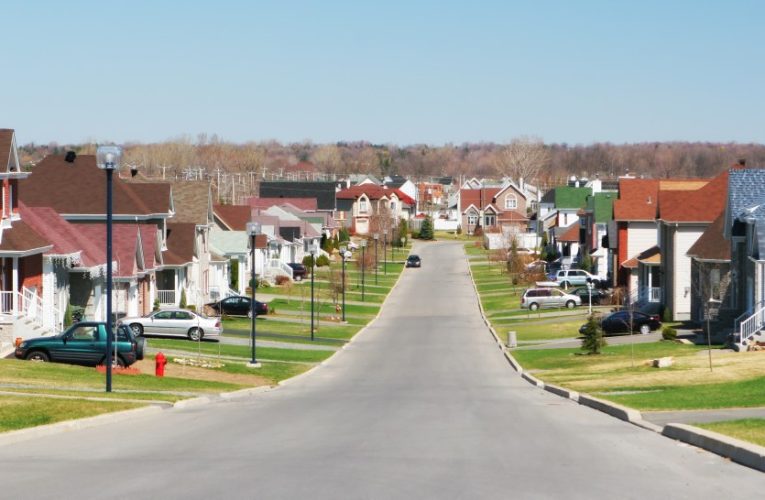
[672,226,704,320]
[627,222,657,258]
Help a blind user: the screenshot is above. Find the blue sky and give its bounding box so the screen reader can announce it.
[4,0,764,146]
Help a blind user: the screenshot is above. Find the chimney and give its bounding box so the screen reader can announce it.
[738,158,746,167]
[64,151,77,163]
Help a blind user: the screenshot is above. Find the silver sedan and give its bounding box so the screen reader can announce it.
[120,309,223,341]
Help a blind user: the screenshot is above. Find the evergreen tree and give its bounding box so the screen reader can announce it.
[420,216,434,240]
[581,314,607,355]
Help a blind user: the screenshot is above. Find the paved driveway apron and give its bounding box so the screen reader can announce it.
[0,241,761,499]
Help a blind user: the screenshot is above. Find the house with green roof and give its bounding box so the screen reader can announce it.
[538,186,592,265]
[579,192,615,279]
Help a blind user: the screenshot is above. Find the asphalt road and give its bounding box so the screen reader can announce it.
[0,241,762,499]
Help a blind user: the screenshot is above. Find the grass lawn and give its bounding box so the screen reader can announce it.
[695,419,765,447]
[0,397,143,432]
[224,318,361,341]
[512,342,765,410]
[148,338,333,363]
[494,317,586,343]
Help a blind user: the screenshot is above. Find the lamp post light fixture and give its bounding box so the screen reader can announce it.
[373,233,379,285]
[309,240,319,341]
[96,145,122,393]
[246,222,262,367]
[340,246,351,322]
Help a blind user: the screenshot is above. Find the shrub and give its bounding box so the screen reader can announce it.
[419,216,434,240]
[302,255,315,268]
[153,298,160,311]
[317,254,330,267]
[186,305,196,312]
[581,314,607,355]
[64,304,73,327]
[411,229,421,239]
[275,275,291,285]
[179,289,187,309]
[662,326,678,341]
[339,227,350,242]
[662,307,673,323]
[456,226,462,235]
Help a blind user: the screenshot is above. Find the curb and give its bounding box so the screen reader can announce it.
[521,371,544,388]
[544,383,579,402]
[172,396,212,409]
[577,394,642,423]
[0,405,162,447]
[663,423,765,472]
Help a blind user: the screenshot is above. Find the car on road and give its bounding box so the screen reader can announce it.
[569,286,611,305]
[15,322,144,367]
[521,287,581,311]
[549,269,603,288]
[287,262,307,281]
[406,254,421,268]
[580,310,661,336]
[121,309,223,341]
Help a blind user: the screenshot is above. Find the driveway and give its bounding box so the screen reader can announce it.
[0,240,761,498]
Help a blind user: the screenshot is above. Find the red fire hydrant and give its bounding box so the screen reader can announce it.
[155,352,167,377]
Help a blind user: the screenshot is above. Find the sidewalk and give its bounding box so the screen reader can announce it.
[642,407,765,426]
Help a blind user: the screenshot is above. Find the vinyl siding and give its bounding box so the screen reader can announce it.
[672,226,705,320]
[627,222,657,259]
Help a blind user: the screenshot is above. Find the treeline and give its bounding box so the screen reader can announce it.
[18,135,765,182]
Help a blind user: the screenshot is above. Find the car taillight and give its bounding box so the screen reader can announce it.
[651,315,660,322]
[215,320,221,328]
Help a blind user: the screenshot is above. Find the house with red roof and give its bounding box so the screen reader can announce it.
[336,184,415,236]
[0,129,60,348]
[19,152,175,319]
[459,182,528,238]
[657,170,730,320]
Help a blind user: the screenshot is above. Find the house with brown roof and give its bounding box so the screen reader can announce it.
[459,182,530,248]
[657,171,729,320]
[19,152,174,319]
[686,213,731,326]
[336,184,415,236]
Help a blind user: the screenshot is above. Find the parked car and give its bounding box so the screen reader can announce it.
[15,322,144,367]
[549,269,602,288]
[580,310,661,336]
[406,254,422,268]
[287,262,307,281]
[121,309,223,341]
[205,296,269,318]
[521,288,582,311]
[569,286,610,305]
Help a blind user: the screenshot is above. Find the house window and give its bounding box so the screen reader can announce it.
[505,196,517,210]
[359,199,368,213]
[390,201,396,212]
[484,215,496,226]
[467,214,478,226]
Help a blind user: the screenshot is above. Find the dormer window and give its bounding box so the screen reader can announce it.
[359,198,368,213]
[505,195,518,210]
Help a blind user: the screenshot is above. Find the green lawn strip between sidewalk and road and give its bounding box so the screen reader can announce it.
[148,338,332,363]
[695,419,765,447]
[0,397,143,433]
[223,318,361,341]
[492,317,587,343]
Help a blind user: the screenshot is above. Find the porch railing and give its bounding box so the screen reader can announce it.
[739,304,765,347]
[157,289,176,305]
[0,291,15,315]
[0,288,62,333]
[265,259,293,280]
[648,287,661,303]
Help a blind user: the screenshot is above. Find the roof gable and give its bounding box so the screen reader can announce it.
[687,213,730,261]
[659,170,728,223]
[725,168,765,238]
[259,181,336,211]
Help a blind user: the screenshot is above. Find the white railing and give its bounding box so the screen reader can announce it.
[265,259,293,280]
[734,300,765,333]
[157,289,176,305]
[739,304,765,347]
[648,287,661,303]
[0,291,15,315]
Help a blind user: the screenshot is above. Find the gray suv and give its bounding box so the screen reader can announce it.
[550,269,601,288]
[521,288,582,311]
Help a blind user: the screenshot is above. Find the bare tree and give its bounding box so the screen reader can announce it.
[494,136,549,182]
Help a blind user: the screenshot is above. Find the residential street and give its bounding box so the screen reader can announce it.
[0,240,762,499]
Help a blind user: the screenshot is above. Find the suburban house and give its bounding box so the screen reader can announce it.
[686,213,731,326]
[459,182,529,235]
[19,152,174,320]
[657,170,729,321]
[258,181,337,213]
[335,184,415,235]
[722,167,765,349]
[577,192,615,279]
[612,177,708,302]
[383,175,417,208]
[539,186,591,242]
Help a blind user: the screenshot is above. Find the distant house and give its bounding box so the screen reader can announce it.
[259,181,337,212]
[578,192,615,279]
[384,175,417,207]
[460,183,528,235]
[335,184,414,236]
[539,186,591,252]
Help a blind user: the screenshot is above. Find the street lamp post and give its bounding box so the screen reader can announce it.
[246,222,262,367]
[96,146,122,393]
[383,233,387,275]
[360,239,366,302]
[309,241,318,341]
[373,233,379,285]
[340,246,350,322]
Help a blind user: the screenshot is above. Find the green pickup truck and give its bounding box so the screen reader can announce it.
[15,322,145,367]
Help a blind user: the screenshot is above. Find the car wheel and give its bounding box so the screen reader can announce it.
[294,276,302,282]
[529,303,539,311]
[26,350,49,362]
[566,300,576,309]
[135,337,146,361]
[188,327,203,341]
[640,324,650,335]
[130,323,143,336]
